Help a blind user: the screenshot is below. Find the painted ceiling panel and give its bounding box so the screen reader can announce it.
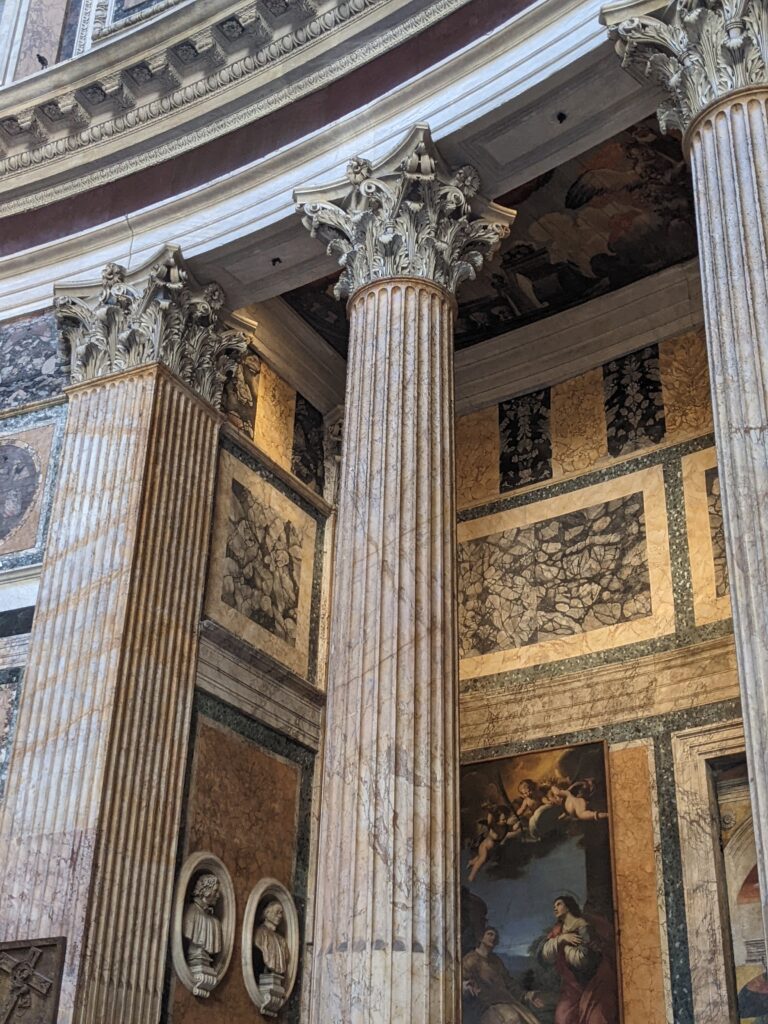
[281,117,697,357]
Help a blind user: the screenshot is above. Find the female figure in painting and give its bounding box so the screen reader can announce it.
[463,927,543,1024]
[468,804,522,882]
[538,896,617,1024]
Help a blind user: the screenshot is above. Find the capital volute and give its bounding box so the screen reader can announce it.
[601,0,768,140]
[54,245,247,409]
[293,124,516,300]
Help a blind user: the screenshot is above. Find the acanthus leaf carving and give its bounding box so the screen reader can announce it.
[294,125,515,299]
[603,0,768,136]
[54,247,247,408]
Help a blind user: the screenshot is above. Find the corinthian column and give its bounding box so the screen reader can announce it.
[603,0,768,941]
[295,125,514,1024]
[0,248,245,1024]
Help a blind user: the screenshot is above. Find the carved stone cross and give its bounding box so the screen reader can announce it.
[0,947,52,1023]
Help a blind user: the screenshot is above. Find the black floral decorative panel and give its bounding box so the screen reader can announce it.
[291,394,325,495]
[603,344,666,457]
[498,389,552,492]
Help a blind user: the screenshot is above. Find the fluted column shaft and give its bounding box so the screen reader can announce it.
[309,278,460,1024]
[687,88,768,938]
[0,364,219,1023]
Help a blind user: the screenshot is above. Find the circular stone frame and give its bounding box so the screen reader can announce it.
[242,877,300,1013]
[171,851,236,998]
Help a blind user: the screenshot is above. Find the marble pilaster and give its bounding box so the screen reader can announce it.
[295,125,513,1024]
[0,248,245,1024]
[603,0,768,947]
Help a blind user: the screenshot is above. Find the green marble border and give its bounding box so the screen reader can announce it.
[0,666,22,801]
[459,433,733,696]
[462,695,742,1024]
[0,402,67,575]
[162,688,315,1023]
[218,434,326,686]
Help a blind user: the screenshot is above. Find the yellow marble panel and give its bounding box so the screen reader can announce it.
[609,742,670,1024]
[461,634,738,752]
[550,367,608,479]
[458,465,675,679]
[660,329,714,442]
[205,450,317,678]
[455,406,499,508]
[682,447,732,626]
[254,364,296,471]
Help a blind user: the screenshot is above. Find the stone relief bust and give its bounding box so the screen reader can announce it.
[182,873,224,996]
[242,879,300,1017]
[171,852,235,999]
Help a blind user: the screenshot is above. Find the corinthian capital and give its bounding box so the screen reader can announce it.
[54,245,247,408]
[602,0,768,135]
[294,124,515,299]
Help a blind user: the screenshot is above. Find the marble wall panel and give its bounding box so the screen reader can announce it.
[458,465,674,678]
[609,741,671,1024]
[206,449,318,679]
[0,666,21,800]
[0,312,68,412]
[550,366,608,479]
[498,388,552,491]
[254,364,296,472]
[603,344,666,457]
[460,634,738,752]
[290,394,324,495]
[170,699,312,1024]
[14,0,70,79]
[682,447,731,626]
[223,351,261,437]
[0,424,55,560]
[659,329,714,443]
[456,406,500,508]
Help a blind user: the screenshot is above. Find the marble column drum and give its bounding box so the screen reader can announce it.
[0,364,220,1023]
[603,0,768,951]
[309,278,460,1024]
[687,87,768,942]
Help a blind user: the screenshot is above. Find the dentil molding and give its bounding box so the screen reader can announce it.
[0,0,474,213]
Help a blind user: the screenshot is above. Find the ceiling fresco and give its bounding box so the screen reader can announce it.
[281,117,698,356]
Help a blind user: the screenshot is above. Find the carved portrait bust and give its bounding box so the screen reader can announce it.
[171,853,235,999]
[242,879,300,1018]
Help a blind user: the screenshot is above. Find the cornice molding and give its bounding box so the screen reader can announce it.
[0,0,473,214]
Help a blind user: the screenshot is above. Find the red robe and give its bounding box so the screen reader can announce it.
[546,919,618,1024]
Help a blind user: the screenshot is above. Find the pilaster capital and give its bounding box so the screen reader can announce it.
[602,0,768,137]
[54,245,248,409]
[294,124,515,300]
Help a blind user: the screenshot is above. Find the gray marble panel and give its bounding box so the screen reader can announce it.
[0,312,69,412]
[458,492,650,658]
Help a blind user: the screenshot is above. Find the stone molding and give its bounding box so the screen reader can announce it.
[54,245,247,409]
[0,0,474,213]
[295,124,515,298]
[601,0,768,137]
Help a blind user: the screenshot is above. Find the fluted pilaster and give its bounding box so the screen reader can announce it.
[0,367,219,1023]
[0,247,243,1024]
[296,125,514,1024]
[603,0,768,949]
[310,279,459,1024]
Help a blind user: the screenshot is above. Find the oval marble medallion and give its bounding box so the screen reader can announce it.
[0,442,40,543]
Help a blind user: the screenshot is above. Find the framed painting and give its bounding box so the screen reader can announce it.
[460,741,621,1024]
